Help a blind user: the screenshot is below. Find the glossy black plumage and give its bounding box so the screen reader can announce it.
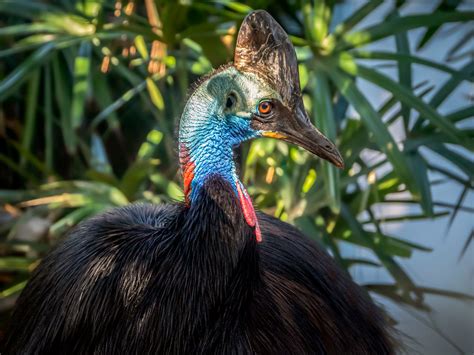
[4,176,394,354]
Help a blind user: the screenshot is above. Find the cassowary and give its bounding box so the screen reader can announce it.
[4,11,395,354]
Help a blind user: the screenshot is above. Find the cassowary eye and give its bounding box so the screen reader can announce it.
[258,100,272,116]
[226,93,237,109]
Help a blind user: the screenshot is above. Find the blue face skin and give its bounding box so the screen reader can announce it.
[179,66,278,203]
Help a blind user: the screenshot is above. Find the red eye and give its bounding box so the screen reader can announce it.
[258,101,272,115]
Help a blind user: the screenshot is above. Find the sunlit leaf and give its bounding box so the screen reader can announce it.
[71,41,92,131]
[146,77,165,111]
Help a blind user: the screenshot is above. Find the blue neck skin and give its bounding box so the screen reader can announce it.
[178,67,274,241]
[179,97,259,202]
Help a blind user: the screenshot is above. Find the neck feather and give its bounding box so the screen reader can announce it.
[178,92,261,241]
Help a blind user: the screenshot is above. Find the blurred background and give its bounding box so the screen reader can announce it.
[0,0,472,353]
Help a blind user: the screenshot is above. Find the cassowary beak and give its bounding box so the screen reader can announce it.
[255,99,344,169]
[234,10,344,169]
[261,102,344,169]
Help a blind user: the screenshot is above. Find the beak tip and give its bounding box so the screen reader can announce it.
[334,154,345,169]
[323,142,344,169]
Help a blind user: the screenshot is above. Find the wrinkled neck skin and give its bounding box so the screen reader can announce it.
[179,68,266,241]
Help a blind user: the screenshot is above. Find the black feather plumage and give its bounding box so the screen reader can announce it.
[4,176,395,354]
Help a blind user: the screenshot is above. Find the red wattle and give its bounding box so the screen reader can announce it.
[236,182,262,242]
[179,144,195,206]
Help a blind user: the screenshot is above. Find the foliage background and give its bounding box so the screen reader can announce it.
[0,0,472,351]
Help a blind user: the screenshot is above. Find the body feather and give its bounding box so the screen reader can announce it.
[4,177,394,354]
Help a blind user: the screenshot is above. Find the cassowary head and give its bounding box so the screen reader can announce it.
[232,11,343,168]
[179,10,344,228]
[180,10,343,168]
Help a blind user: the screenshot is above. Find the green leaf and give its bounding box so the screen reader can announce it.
[416,0,462,50]
[91,67,120,129]
[212,1,253,14]
[85,170,119,187]
[312,70,340,213]
[429,144,473,180]
[338,118,370,168]
[146,78,164,111]
[324,65,413,191]
[303,0,331,45]
[412,285,474,301]
[0,153,37,182]
[343,258,381,269]
[428,163,471,187]
[44,65,54,173]
[366,283,474,303]
[363,211,449,225]
[332,0,383,37]
[0,42,54,100]
[379,198,474,213]
[120,160,156,200]
[0,280,28,298]
[50,205,103,238]
[71,41,92,131]
[446,106,474,123]
[413,60,473,131]
[446,184,469,232]
[384,84,434,127]
[355,65,472,150]
[0,23,57,36]
[91,79,147,129]
[446,29,474,62]
[0,0,60,19]
[339,204,421,294]
[20,69,40,168]
[39,12,95,36]
[0,257,35,272]
[459,230,473,260]
[364,283,429,310]
[392,10,412,127]
[137,129,164,160]
[52,53,74,154]
[381,235,433,253]
[406,152,433,216]
[149,173,183,201]
[339,11,474,50]
[134,35,149,60]
[8,140,50,177]
[352,51,472,82]
[429,60,474,108]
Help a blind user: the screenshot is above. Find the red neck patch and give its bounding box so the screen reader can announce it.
[236,181,262,242]
[179,143,195,206]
